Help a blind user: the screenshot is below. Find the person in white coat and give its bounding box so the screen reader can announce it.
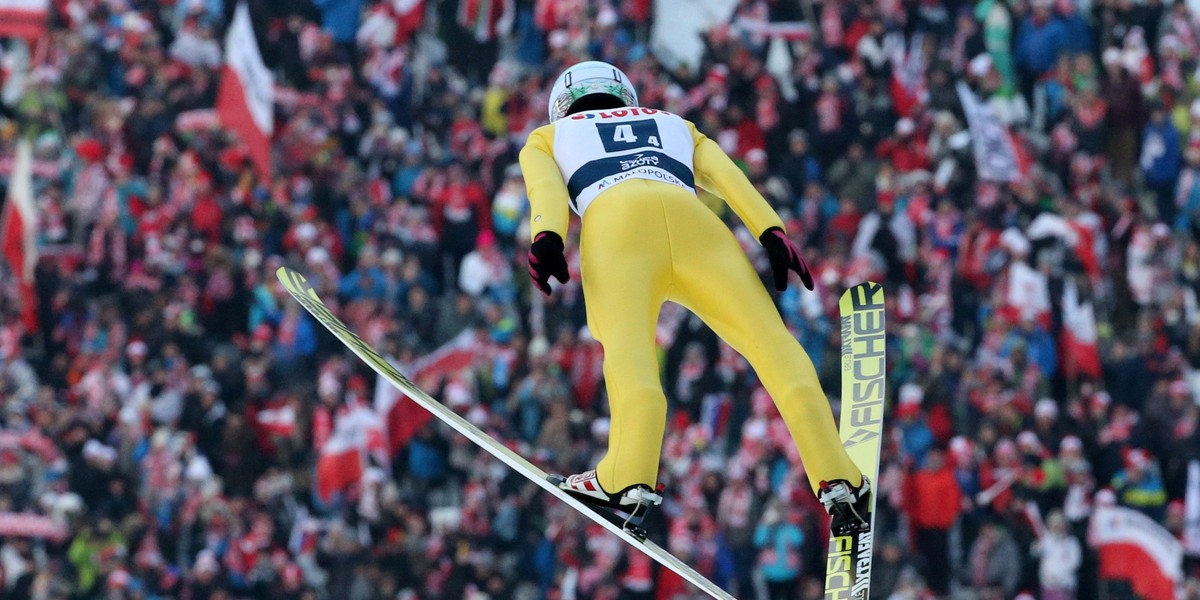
[1033,510,1082,600]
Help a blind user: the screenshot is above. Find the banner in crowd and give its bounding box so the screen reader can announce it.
[1060,277,1102,379]
[374,329,478,453]
[0,0,48,40]
[217,2,273,180]
[0,513,66,541]
[1,139,38,331]
[650,0,737,70]
[956,81,1021,183]
[729,19,811,40]
[1088,505,1183,600]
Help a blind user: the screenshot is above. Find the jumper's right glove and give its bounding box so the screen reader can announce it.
[759,226,814,292]
[528,231,570,296]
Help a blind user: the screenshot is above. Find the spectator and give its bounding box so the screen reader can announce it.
[1143,102,1183,223]
[966,520,1022,599]
[1015,0,1067,96]
[1111,448,1168,521]
[753,501,804,600]
[905,446,962,597]
[1033,510,1082,600]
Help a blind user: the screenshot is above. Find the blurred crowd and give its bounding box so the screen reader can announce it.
[3,0,1200,598]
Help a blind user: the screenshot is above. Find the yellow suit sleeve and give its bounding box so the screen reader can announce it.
[688,121,785,237]
[519,124,570,242]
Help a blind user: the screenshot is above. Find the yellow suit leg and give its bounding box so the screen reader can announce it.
[660,188,864,494]
[578,180,673,493]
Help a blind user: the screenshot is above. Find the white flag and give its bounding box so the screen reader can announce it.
[956,81,1021,183]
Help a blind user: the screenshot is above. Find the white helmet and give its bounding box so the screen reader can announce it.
[547,60,638,122]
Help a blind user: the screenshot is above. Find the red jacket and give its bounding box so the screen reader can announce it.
[906,466,963,530]
[876,136,931,173]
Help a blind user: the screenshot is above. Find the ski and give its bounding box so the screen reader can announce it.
[274,267,735,600]
[824,282,886,600]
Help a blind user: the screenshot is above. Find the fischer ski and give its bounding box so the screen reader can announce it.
[275,267,734,600]
[824,282,886,600]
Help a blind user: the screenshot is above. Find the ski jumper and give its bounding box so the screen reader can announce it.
[519,107,863,495]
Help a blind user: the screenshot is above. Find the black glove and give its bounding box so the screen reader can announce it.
[759,227,814,291]
[527,232,570,296]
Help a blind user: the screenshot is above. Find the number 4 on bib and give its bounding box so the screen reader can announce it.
[824,282,886,600]
[613,124,637,143]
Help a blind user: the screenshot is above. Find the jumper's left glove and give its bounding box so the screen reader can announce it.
[759,227,814,292]
[528,231,570,296]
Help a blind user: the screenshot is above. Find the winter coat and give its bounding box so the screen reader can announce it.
[1141,120,1182,186]
[907,466,964,530]
[754,522,804,582]
[967,530,1022,594]
[314,0,364,43]
[1015,17,1067,75]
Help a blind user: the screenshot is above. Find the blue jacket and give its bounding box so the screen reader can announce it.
[1142,120,1182,186]
[1059,13,1093,55]
[754,522,804,582]
[313,0,362,43]
[1015,17,1067,75]
[339,267,387,302]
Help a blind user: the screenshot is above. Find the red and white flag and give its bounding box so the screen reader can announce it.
[890,32,928,117]
[255,405,297,438]
[1061,278,1102,380]
[0,0,48,41]
[1,139,37,332]
[217,2,273,180]
[375,329,477,453]
[1088,505,1183,600]
[315,403,383,501]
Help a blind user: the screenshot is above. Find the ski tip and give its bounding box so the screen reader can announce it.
[840,281,885,307]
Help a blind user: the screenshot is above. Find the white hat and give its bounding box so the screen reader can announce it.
[1102,47,1122,66]
[1034,398,1058,419]
[590,417,611,438]
[968,54,993,77]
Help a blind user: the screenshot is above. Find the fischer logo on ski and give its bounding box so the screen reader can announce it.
[825,282,886,600]
[842,282,885,449]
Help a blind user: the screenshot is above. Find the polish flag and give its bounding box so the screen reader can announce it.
[1060,278,1102,379]
[216,3,273,180]
[1088,506,1182,600]
[315,404,383,501]
[1,139,37,332]
[889,32,927,117]
[255,405,297,438]
[0,0,48,40]
[374,329,478,453]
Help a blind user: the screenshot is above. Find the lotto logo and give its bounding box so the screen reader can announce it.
[570,107,671,120]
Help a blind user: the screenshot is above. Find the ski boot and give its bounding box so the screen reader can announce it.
[548,470,663,540]
[818,476,872,536]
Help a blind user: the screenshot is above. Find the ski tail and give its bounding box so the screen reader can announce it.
[274,267,735,600]
[825,281,886,600]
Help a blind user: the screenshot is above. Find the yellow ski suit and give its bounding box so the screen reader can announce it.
[519,108,862,495]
